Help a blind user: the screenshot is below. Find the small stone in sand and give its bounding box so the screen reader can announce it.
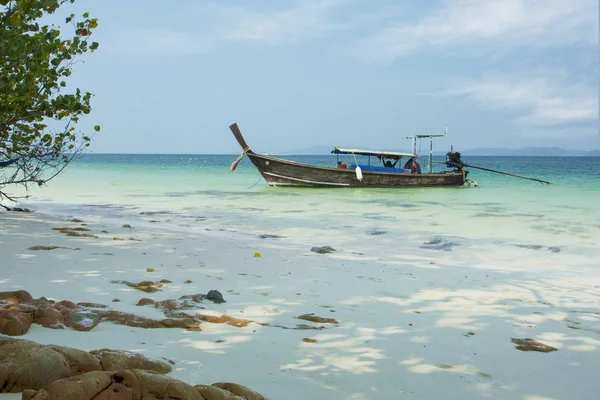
[297,313,339,324]
[258,234,285,239]
[294,324,326,330]
[254,252,262,258]
[136,298,156,306]
[121,281,164,293]
[303,338,318,343]
[159,279,172,284]
[311,246,336,254]
[122,224,133,228]
[147,268,155,272]
[184,280,193,284]
[28,245,61,251]
[11,207,32,212]
[511,338,558,352]
[113,237,124,241]
[63,231,97,238]
[205,290,225,304]
[70,219,84,223]
[195,313,253,327]
[112,299,120,302]
[53,227,90,232]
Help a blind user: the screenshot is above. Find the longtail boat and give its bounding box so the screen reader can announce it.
[227,123,468,188]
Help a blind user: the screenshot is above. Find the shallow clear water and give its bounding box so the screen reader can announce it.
[9,154,599,263]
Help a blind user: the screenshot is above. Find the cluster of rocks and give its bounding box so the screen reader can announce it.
[0,337,265,399]
[0,289,249,336]
[511,338,558,352]
[111,279,227,305]
[0,290,200,334]
[1,289,339,337]
[52,226,97,238]
[134,292,254,328]
[1,288,342,398]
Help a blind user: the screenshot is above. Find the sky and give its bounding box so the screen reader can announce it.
[57,0,598,154]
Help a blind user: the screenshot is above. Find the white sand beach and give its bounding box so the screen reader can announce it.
[1,209,599,400]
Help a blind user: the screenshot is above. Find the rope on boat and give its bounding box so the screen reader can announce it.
[229,146,250,173]
[247,175,263,189]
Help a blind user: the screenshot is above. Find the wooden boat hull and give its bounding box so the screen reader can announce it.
[246,152,466,187]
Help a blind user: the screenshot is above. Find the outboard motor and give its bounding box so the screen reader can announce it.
[445,151,464,170]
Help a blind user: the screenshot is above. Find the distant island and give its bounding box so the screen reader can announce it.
[457,147,600,157]
[285,145,600,157]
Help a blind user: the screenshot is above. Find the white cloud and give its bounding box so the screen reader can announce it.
[110,0,351,56]
[358,0,598,62]
[220,0,350,45]
[442,71,598,126]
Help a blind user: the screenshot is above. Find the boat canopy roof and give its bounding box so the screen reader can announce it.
[331,147,416,159]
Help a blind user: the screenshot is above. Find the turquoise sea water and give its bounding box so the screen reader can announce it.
[12,154,600,257]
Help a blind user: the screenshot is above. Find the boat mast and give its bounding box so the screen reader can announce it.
[429,138,433,173]
[406,126,447,173]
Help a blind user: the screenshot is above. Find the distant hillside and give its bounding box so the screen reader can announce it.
[285,145,335,155]
[459,147,600,156]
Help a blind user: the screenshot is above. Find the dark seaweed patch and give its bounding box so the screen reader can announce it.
[258,234,285,239]
[362,213,395,221]
[421,237,458,251]
[514,244,544,250]
[473,212,505,218]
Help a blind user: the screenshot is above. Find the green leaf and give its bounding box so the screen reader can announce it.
[0,0,99,189]
[9,14,21,26]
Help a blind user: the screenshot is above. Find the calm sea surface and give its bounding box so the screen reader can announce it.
[11,154,600,262]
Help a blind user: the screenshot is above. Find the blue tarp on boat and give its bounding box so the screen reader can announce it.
[348,164,411,173]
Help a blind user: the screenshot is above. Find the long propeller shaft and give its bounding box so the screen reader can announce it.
[460,163,552,185]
